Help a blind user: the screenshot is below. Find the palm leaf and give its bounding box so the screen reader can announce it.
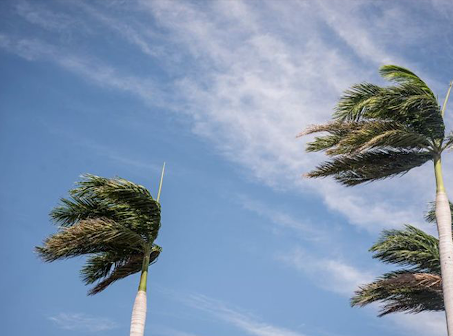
[371,225,440,273]
[52,174,161,240]
[36,218,144,262]
[306,150,432,186]
[379,65,435,97]
[352,271,443,316]
[86,246,161,295]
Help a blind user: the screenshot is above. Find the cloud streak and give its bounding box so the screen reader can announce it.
[182,293,307,336]
[3,0,451,233]
[48,312,118,332]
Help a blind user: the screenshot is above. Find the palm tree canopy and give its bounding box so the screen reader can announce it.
[300,65,453,186]
[36,174,162,295]
[350,205,453,316]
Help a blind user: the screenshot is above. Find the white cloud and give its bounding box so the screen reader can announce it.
[182,293,307,336]
[277,247,374,296]
[15,1,76,32]
[389,312,447,336]
[2,0,447,233]
[238,194,328,241]
[48,312,118,332]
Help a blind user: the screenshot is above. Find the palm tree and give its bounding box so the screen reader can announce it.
[36,166,165,336]
[299,65,453,333]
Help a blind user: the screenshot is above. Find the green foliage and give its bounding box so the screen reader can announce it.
[36,175,162,295]
[301,65,449,186]
[351,224,447,316]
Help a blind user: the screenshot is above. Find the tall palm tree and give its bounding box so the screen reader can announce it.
[36,167,165,336]
[299,65,453,333]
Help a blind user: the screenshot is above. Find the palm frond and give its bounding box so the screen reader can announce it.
[379,65,435,97]
[51,174,161,240]
[331,66,443,140]
[36,218,144,262]
[371,225,440,273]
[81,251,133,285]
[306,150,432,186]
[300,121,364,152]
[334,83,383,121]
[85,245,161,295]
[87,254,143,295]
[304,120,431,156]
[442,132,453,151]
[352,271,443,316]
[50,195,115,227]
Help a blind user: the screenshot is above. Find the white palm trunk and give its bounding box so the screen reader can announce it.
[130,290,147,336]
[436,191,453,336]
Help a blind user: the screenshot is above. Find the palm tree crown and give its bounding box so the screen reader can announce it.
[352,224,443,316]
[299,65,452,185]
[351,204,453,316]
[36,174,162,295]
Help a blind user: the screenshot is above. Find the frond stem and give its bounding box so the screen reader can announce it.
[157,162,165,203]
[442,81,453,118]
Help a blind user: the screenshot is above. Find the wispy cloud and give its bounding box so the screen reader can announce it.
[277,247,374,296]
[154,326,204,336]
[276,248,447,336]
[2,0,448,233]
[388,312,446,336]
[48,312,118,332]
[15,1,77,32]
[181,293,307,336]
[239,194,328,241]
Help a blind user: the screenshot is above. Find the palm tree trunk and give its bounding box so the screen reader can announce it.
[130,252,150,336]
[434,156,453,336]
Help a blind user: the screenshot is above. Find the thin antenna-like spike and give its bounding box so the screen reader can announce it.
[156,162,165,203]
[442,81,453,118]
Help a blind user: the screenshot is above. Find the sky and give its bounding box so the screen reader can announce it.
[1,0,453,335]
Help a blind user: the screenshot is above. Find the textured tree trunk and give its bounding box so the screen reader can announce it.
[130,290,147,336]
[434,157,453,336]
[130,252,150,336]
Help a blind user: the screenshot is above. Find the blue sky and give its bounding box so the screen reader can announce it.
[1,0,453,335]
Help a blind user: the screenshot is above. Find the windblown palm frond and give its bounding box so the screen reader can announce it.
[301,65,448,186]
[36,174,162,295]
[370,225,440,273]
[36,218,145,261]
[351,223,450,315]
[306,150,431,186]
[352,271,443,316]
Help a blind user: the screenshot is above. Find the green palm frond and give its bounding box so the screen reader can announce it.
[351,219,453,316]
[334,83,383,121]
[81,251,136,285]
[301,65,447,185]
[85,245,161,295]
[379,65,435,97]
[443,132,453,151]
[88,254,143,295]
[36,218,144,262]
[36,174,164,296]
[51,174,161,240]
[371,225,440,273]
[352,271,443,316]
[307,150,431,186]
[51,195,115,227]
